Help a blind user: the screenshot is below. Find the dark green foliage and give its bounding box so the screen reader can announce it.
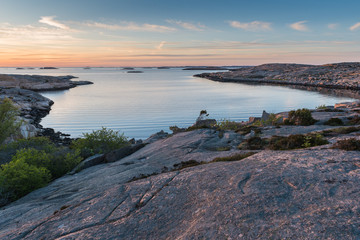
[211,152,256,162]
[216,119,244,131]
[169,125,186,134]
[0,137,55,165]
[0,158,51,199]
[348,115,360,125]
[322,126,360,137]
[0,98,21,145]
[332,138,360,151]
[236,125,262,135]
[173,160,202,170]
[324,118,344,126]
[71,127,129,158]
[268,134,328,150]
[0,137,82,205]
[284,108,316,126]
[238,137,266,150]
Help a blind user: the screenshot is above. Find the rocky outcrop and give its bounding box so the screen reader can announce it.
[195,62,360,90]
[0,123,360,239]
[0,74,93,91]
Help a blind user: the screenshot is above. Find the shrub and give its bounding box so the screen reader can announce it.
[236,125,262,135]
[348,115,360,125]
[72,127,129,157]
[0,158,51,199]
[216,119,244,131]
[316,104,327,110]
[268,133,328,150]
[322,126,360,137]
[253,113,282,127]
[48,148,82,179]
[284,108,316,126]
[211,152,255,162]
[0,137,56,165]
[12,148,51,169]
[0,98,21,145]
[332,138,360,151]
[238,137,266,150]
[324,118,344,126]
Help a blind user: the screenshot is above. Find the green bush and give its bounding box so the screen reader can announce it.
[47,148,82,179]
[0,158,51,199]
[253,113,282,127]
[215,119,244,131]
[238,137,266,150]
[284,108,316,126]
[268,133,328,150]
[0,98,21,145]
[332,138,360,151]
[348,115,360,125]
[324,118,344,126]
[72,127,129,157]
[211,152,255,162]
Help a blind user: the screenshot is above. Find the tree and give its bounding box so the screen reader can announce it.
[0,98,21,145]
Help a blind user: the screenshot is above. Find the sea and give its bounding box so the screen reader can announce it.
[0,67,357,139]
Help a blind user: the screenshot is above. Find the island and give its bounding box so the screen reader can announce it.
[195,62,360,90]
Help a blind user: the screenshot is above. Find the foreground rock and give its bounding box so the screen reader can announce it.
[195,62,360,90]
[0,74,93,91]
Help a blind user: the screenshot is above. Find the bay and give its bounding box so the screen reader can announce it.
[0,67,356,139]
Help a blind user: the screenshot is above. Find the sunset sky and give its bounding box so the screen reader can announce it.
[1,0,360,67]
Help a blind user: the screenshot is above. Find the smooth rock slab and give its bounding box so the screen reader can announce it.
[1,148,360,239]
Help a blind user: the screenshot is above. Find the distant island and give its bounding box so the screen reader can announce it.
[183,66,229,70]
[195,62,360,90]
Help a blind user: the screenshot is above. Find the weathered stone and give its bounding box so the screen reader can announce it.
[104,143,146,163]
[261,110,270,121]
[194,119,217,128]
[248,116,261,124]
[143,130,169,144]
[69,154,105,174]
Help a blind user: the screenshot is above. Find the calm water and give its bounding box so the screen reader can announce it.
[1,67,356,139]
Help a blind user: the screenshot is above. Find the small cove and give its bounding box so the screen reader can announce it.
[1,67,357,139]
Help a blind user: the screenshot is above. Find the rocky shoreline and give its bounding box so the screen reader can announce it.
[195,62,360,90]
[0,74,93,144]
[0,74,93,91]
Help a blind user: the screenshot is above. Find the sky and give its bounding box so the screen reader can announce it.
[0,0,360,67]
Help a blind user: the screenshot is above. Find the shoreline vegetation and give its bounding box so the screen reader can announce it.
[1,63,360,238]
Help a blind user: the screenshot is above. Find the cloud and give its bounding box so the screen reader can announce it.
[157,41,166,50]
[166,20,205,31]
[0,23,79,46]
[39,16,69,30]
[328,23,338,30]
[290,21,309,31]
[228,21,272,31]
[350,22,360,31]
[85,21,176,32]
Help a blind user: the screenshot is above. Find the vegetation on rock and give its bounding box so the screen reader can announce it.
[0,98,21,145]
[71,127,129,158]
[284,108,317,126]
[332,138,360,151]
[0,137,82,205]
[324,118,344,126]
[268,133,328,150]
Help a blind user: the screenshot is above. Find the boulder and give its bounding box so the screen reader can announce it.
[69,154,105,174]
[104,143,146,163]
